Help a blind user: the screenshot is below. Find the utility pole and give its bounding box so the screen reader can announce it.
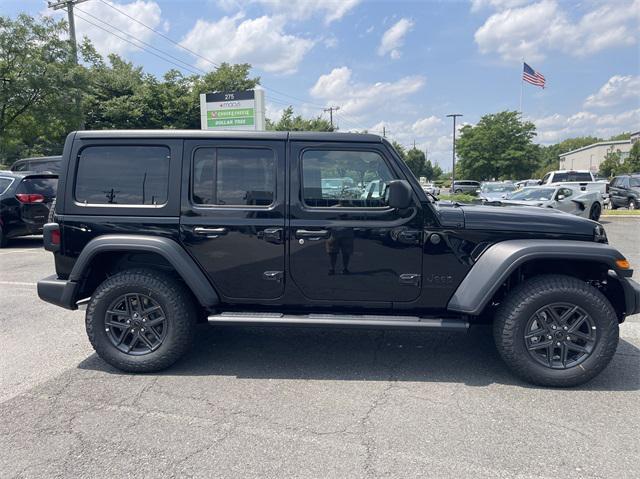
[382,125,386,138]
[48,0,88,129]
[446,114,463,187]
[323,105,340,130]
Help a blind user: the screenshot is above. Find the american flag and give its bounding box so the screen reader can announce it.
[523,62,545,88]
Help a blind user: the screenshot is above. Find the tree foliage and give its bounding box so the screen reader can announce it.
[0,14,84,160]
[266,106,333,131]
[456,111,538,180]
[404,147,426,178]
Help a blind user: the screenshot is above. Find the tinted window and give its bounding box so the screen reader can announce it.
[12,161,28,172]
[0,178,13,195]
[30,160,60,173]
[75,146,170,205]
[302,150,394,208]
[17,177,58,197]
[552,172,592,182]
[630,177,640,187]
[192,148,275,206]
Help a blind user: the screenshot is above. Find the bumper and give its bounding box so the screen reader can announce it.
[622,277,640,316]
[37,275,79,310]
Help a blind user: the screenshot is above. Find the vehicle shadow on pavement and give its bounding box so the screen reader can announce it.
[77,324,640,391]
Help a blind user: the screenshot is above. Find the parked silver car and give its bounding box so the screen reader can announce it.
[422,182,440,196]
[501,186,602,221]
[478,182,517,202]
[451,180,480,194]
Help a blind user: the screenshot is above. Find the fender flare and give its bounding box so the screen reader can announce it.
[447,239,628,316]
[69,235,219,307]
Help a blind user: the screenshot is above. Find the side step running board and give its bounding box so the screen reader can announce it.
[207,312,469,332]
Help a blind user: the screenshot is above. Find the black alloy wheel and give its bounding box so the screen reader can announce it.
[524,303,596,369]
[105,293,168,355]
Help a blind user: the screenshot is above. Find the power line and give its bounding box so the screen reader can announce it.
[95,0,329,110]
[73,13,202,75]
[75,6,207,75]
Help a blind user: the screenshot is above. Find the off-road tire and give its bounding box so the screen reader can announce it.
[589,202,601,221]
[493,274,619,387]
[86,268,197,373]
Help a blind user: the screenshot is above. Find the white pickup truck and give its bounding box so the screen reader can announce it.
[540,170,608,201]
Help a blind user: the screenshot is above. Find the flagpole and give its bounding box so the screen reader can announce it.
[519,59,524,114]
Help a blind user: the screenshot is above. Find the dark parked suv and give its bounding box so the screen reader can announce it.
[609,174,639,210]
[38,130,640,386]
[10,155,61,174]
[0,171,58,247]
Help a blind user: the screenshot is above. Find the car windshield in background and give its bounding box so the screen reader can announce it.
[631,177,640,187]
[482,184,516,193]
[553,172,592,182]
[509,188,555,201]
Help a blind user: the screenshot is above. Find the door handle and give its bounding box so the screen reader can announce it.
[260,227,283,244]
[193,227,228,238]
[296,229,330,240]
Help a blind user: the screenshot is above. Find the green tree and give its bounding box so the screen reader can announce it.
[599,149,623,177]
[266,105,333,131]
[0,14,83,162]
[622,142,640,174]
[390,140,406,160]
[404,147,426,178]
[456,111,538,180]
[432,163,444,180]
[423,158,434,181]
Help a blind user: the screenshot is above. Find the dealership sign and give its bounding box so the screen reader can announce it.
[199,89,266,131]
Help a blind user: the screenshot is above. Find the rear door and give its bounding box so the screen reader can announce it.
[288,141,423,303]
[179,139,286,300]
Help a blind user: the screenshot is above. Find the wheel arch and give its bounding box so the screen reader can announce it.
[447,239,630,320]
[70,235,219,308]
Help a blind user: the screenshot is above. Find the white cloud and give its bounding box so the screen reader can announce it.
[584,75,640,109]
[323,35,339,49]
[310,66,426,118]
[378,18,414,59]
[534,109,640,144]
[68,0,164,57]
[474,0,640,61]
[470,0,530,12]
[217,0,361,24]
[180,14,314,74]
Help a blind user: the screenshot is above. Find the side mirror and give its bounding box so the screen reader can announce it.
[387,180,413,209]
[557,194,566,201]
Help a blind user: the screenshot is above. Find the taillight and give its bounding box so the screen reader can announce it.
[16,193,45,203]
[51,228,61,245]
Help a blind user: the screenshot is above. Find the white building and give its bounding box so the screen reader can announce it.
[559,138,634,172]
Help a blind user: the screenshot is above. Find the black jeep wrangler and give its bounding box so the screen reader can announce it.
[38,130,640,387]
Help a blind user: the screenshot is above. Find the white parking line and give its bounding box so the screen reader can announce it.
[0,250,42,255]
[0,281,37,286]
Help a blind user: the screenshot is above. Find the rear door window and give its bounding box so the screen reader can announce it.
[192,147,276,206]
[75,146,170,205]
[0,178,13,195]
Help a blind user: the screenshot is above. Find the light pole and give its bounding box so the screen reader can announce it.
[446,114,463,187]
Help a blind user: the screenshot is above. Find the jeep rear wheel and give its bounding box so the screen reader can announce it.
[86,269,197,372]
[493,274,619,387]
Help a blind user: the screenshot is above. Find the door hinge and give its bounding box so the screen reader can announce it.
[263,271,284,283]
[399,273,421,286]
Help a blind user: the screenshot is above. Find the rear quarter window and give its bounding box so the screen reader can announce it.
[75,146,170,205]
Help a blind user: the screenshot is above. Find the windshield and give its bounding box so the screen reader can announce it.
[482,184,516,193]
[508,188,556,201]
[552,172,592,182]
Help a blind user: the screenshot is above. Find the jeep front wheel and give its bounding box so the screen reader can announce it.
[86,268,197,372]
[493,274,619,387]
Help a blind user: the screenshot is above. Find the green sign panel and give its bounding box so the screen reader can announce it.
[207,108,255,128]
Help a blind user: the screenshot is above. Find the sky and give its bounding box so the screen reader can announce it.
[3,0,640,168]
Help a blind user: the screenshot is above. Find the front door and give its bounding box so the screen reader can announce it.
[180,139,286,300]
[288,142,423,303]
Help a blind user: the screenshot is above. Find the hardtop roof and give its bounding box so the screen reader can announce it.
[72,130,384,143]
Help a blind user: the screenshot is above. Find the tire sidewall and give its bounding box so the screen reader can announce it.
[500,283,618,384]
[589,203,601,221]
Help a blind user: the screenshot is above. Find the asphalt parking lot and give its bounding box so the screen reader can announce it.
[1,218,639,479]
